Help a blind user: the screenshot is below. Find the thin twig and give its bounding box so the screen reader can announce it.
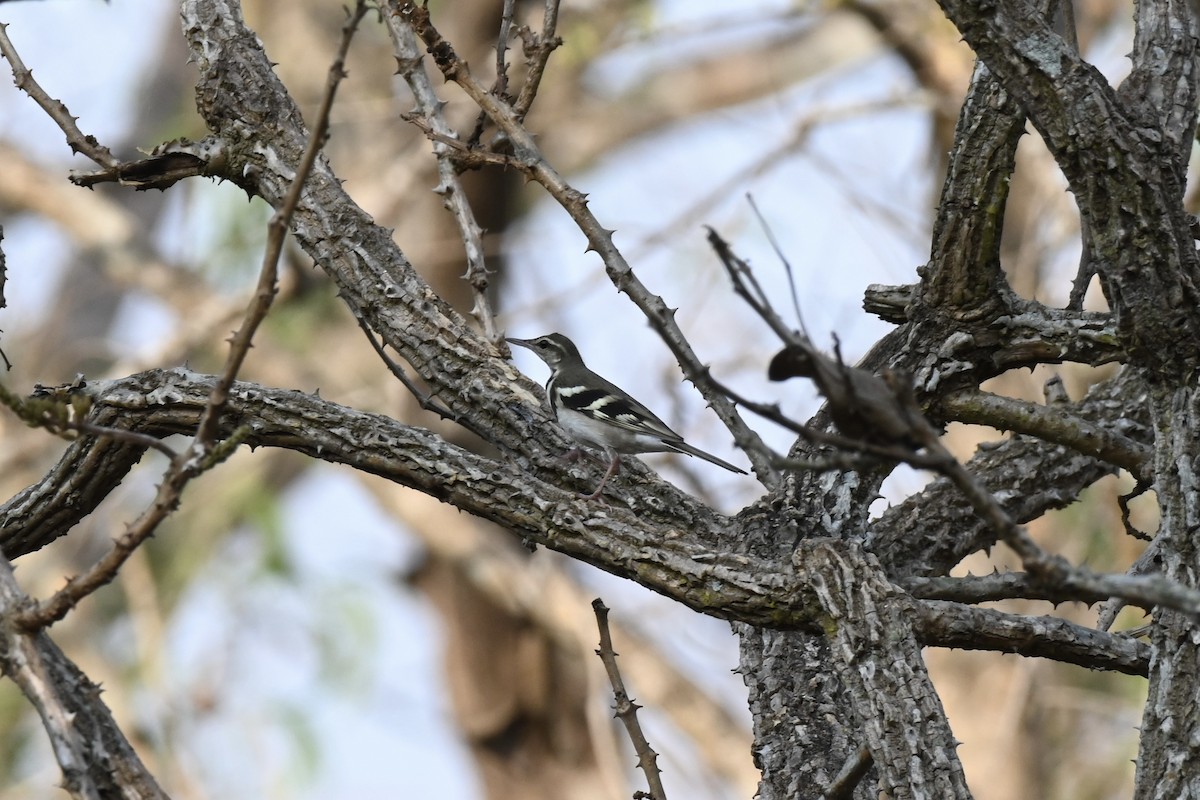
[512,0,563,122]
[747,194,807,335]
[1117,479,1154,542]
[706,226,804,346]
[68,420,179,460]
[388,12,503,344]
[493,0,516,101]
[0,380,179,459]
[592,599,668,800]
[15,428,247,630]
[399,113,521,167]
[1097,540,1161,631]
[465,0,520,147]
[0,24,119,169]
[350,311,456,419]
[704,372,943,468]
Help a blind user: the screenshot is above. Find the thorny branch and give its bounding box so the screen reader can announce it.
[350,311,456,419]
[2,0,1194,795]
[593,599,668,800]
[0,551,168,798]
[0,24,118,169]
[0,23,211,191]
[0,557,102,800]
[938,388,1151,482]
[511,0,563,122]
[13,427,247,630]
[387,11,503,344]
[0,380,178,460]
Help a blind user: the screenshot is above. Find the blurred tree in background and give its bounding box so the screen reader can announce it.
[0,1,1193,799]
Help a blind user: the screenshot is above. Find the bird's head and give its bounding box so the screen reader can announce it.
[506,332,583,369]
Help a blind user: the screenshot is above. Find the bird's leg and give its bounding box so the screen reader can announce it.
[560,447,605,467]
[582,451,621,500]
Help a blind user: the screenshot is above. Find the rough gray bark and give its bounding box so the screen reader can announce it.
[798,540,971,797]
[1137,388,1200,798]
[0,556,167,800]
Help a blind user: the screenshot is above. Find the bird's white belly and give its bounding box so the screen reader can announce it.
[557,407,671,455]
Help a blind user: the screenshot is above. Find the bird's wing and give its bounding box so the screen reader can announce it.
[556,369,683,441]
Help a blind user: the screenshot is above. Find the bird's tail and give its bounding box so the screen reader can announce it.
[668,440,747,474]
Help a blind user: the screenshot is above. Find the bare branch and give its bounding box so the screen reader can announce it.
[2,369,795,627]
[493,0,516,102]
[706,226,802,345]
[920,430,1200,622]
[939,388,1150,481]
[0,558,102,800]
[747,194,807,335]
[349,311,456,419]
[0,24,119,169]
[742,327,1197,621]
[871,369,1141,574]
[387,12,502,344]
[512,0,563,122]
[903,570,1118,606]
[65,420,179,460]
[10,2,371,630]
[821,746,873,800]
[0,554,169,799]
[592,599,668,800]
[915,599,1150,675]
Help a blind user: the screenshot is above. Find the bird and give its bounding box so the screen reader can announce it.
[506,332,746,499]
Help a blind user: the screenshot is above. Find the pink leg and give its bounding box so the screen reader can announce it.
[583,452,621,500]
[562,447,606,468]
